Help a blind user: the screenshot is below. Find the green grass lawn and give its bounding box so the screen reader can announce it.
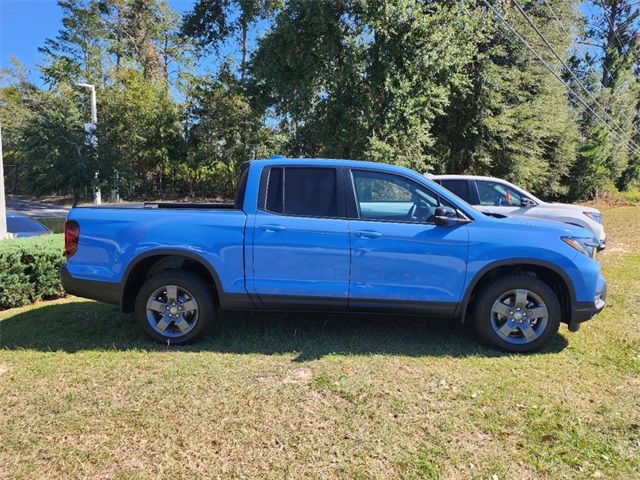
[1,207,639,479]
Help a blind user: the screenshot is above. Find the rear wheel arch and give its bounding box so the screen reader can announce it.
[458,260,574,325]
[121,250,222,313]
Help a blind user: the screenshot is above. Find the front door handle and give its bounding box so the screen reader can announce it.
[355,230,382,239]
[259,224,286,232]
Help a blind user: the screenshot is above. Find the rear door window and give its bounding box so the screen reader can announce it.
[264,167,339,218]
[439,179,471,202]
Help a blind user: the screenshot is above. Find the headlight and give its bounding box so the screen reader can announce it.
[562,236,598,258]
[583,211,602,223]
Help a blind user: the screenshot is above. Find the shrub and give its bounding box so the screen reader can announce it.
[0,234,65,310]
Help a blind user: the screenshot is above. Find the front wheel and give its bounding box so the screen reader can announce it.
[472,273,561,352]
[134,270,216,344]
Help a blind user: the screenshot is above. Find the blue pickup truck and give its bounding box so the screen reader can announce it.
[61,158,606,352]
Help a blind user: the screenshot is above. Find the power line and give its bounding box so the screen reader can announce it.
[511,0,640,152]
[540,0,640,137]
[541,0,614,87]
[480,0,640,156]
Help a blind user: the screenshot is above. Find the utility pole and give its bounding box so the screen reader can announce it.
[76,83,101,205]
[0,121,8,239]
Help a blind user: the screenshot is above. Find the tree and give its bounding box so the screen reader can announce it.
[99,0,191,84]
[180,62,284,197]
[250,0,475,173]
[39,0,108,86]
[5,81,99,205]
[570,0,640,196]
[97,68,185,197]
[41,0,190,87]
[183,0,281,81]
[431,0,580,197]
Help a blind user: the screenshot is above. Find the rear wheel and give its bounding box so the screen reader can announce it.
[135,270,215,344]
[472,273,561,352]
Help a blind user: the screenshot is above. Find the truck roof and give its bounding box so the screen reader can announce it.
[251,157,419,175]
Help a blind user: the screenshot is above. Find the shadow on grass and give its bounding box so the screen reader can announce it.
[0,300,568,359]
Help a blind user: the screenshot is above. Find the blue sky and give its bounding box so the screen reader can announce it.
[0,0,233,85]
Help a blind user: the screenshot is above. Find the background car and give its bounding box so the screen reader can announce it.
[6,210,52,238]
[428,175,606,250]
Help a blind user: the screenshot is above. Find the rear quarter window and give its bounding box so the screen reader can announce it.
[439,179,471,202]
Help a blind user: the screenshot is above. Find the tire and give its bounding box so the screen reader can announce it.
[134,270,216,344]
[472,273,561,353]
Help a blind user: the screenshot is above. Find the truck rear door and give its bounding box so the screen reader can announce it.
[250,165,350,309]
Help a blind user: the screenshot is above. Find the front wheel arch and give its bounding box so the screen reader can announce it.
[459,261,573,326]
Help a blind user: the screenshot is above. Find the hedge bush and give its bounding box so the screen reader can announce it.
[0,234,66,310]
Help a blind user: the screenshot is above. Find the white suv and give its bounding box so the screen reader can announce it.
[429,175,606,250]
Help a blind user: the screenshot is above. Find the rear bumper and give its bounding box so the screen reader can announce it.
[568,280,607,331]
[60,264,122,306]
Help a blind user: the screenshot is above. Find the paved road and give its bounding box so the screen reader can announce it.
[6,197,70,218]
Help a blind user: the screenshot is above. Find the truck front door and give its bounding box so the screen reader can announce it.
[346,169,469,315]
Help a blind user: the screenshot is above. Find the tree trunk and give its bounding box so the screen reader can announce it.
[241,18,248,82]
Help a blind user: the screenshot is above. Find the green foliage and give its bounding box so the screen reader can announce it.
[2,79,99,204]
[183,0,281,80]
[251,0,476,173]
[430,1,580,196]
[97,68,185,198]
[0,235,66,310]
[570,126,611,198]
[180,64,285,197]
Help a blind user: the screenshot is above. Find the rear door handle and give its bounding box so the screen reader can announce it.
[258,224,286,232]
[355,230,382,239]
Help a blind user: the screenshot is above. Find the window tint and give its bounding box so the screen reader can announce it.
[7,216,47,233]
[351,170,445,223]
[234,163,250,209]
[476,181,523,207]
[264,167,339,218]
[439,179,470,202]
[265,167,284,213]
[284,168,338,217]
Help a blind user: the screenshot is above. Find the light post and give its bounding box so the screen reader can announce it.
[0,121,8,239]
[75,83,101,205]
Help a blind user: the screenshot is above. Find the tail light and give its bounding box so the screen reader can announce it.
[64,220,79,258]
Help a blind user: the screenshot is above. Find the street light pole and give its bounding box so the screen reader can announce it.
[0,121,9,239]
[76,83,101,205]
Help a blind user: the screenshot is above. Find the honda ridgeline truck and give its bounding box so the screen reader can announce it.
[61,158,607,352]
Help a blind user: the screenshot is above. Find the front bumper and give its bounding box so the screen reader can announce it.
[568,280,607,331]
[61,264,122,306]
[597,235,607,251]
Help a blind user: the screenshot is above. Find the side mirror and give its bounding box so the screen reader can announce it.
[434,206,460,226]
[521,197,536,207]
